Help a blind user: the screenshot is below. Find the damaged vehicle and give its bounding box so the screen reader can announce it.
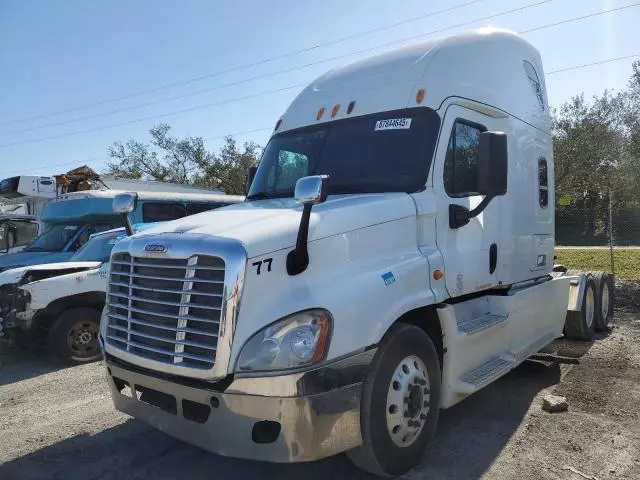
[0,227,123,364]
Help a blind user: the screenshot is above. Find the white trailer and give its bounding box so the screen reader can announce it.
[99,28,614,476]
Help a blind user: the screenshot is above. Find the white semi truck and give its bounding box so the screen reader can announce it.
[99,29,614,476]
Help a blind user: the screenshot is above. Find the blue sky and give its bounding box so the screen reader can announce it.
[0,0,637,179]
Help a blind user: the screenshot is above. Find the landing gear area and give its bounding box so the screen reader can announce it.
[562,270,615,341]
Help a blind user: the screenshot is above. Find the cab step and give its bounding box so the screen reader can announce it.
[456,354,516,394]
[457,313,508,335]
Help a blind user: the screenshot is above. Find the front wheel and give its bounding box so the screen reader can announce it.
[47,308,102,365]
[347,323,441,477]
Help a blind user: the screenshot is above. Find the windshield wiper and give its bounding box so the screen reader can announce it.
[246,192,273,201]
[24,247,46,252]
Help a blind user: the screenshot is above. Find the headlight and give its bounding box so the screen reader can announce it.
[236,309,332,373]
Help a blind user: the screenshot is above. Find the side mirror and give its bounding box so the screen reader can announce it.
[112,192,138,236]
[112,192,138,214]
[294,175,329,205]
[477,131,508,197]
[0,223,7,253]
[245,166,258,195]
[287,175,329,276]
[449,133,508,229]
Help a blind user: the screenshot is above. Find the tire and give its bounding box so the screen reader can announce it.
[589,271,614,331]
[47,308,102,365]
[564,274,597,341]
[346,323,441,477]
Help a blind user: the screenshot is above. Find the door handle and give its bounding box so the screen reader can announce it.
[489,243,498,274]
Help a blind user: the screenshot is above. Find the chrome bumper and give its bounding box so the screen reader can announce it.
[104,350,374,463]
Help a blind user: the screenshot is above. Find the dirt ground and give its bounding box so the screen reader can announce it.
[1,297,639,479]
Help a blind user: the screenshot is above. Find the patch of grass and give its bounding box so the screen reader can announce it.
[554,249,640,282]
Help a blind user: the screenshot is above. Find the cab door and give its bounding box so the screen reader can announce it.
[433,104,509,297]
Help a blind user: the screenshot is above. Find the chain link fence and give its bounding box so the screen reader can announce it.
[555,191,640,280]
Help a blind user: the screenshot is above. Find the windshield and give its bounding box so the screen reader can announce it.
[23,224,80,252]
[247,108,440,200]
[71,230,122,262]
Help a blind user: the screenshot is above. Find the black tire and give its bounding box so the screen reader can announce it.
[589,271,614,331]
[564,275,597,341]
[346,323,441,477]
[47,308,102,365]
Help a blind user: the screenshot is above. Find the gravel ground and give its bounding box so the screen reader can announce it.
[1,307,639,479]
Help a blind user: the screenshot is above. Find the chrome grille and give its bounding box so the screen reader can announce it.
[106,253,225,369]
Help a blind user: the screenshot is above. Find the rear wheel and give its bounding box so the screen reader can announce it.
[565,275,597,341]
[47,308,102,365]
[589,271,614,331]
[347,323,441,477]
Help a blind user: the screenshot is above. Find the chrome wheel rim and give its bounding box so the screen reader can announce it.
[601,283,610,322]
[585,285,595,328]
[67,320,100,358]
[386,355,430,447]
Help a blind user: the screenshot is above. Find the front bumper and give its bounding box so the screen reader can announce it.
[0,287,34,336]
[104,349,374,463]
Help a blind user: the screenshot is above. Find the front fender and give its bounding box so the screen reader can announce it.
[231,216,435,372]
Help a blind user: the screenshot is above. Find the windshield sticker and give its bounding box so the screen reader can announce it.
[64,226,79,231]
[375,118,412,131]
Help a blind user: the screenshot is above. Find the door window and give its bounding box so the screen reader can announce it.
[9,221,39,247]
[69,223,115,251]
[142,202,187,222]
[538,158,549,208]
[185,202,222,216]
[443,120,486,197]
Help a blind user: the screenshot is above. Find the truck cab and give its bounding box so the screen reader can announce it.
[0,190,243,272]
[0,214,39,255]
[99,28,608,477]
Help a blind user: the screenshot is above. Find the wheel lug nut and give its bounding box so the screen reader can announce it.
[420,413,427,420]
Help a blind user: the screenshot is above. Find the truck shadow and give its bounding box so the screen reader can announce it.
[0,343,68,385]
[0,358,570,480]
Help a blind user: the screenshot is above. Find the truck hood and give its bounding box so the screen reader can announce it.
[134,193,417,258]
[0,261,102,286]
[0,251,75,271]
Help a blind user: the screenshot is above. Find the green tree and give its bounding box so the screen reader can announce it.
[105,125,261,195]
[106,123,209,184]
[194,136,261,195]
[552,62,640,243]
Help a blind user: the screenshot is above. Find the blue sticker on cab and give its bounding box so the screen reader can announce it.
[382,272,396,286]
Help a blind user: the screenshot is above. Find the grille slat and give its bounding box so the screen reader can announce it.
[107,323,218,350]
[108,281,223,298]
[106,336,215,364]
[106,253,224,369]
[109,293,221,311]
[107,314,219,337]
[125,272,223,284]
[107,303,221,325]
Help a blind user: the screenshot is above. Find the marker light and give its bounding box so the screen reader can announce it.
[331,104,340,118]
[416,89,425,104]
[316,107,325,120]
[347,101,356,114]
